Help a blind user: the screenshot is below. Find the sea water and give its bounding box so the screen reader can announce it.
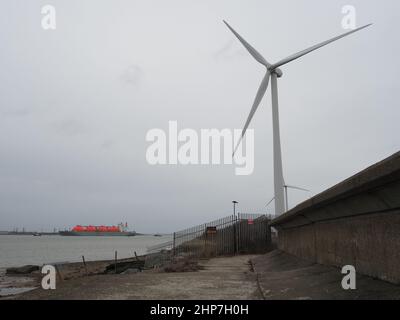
[0,234,171,268]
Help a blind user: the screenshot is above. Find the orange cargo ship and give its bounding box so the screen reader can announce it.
[59,223,136,236]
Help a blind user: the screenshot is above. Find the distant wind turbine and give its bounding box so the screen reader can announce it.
[284,184,310,212]
[224,20,372,217]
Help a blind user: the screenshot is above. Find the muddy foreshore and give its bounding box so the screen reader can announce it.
[0,255,148,299]
[0,252,202,299]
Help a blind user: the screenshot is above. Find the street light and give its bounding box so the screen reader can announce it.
[232,201,238,218]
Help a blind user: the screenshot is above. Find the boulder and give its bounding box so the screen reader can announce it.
[104,260,144,274]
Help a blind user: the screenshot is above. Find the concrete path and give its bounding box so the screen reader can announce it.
[252,250,400,300]
[17,255,262,300]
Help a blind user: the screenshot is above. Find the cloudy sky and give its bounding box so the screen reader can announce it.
[0,0,398,233]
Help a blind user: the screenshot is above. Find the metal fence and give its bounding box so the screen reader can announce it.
[236,213,272,254]
[146,213,272,266]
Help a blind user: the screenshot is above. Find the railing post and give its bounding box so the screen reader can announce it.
[237,213,241,254]
[233,215,237,255]
[173,232,176,256]
[82,255,88,276]
[204,224,207,257]
[114,250,118,274]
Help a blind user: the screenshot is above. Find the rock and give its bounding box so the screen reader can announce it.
[6,265,39,275]
[104,260,145,274]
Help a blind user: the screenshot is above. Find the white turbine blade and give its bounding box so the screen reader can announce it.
[285,185,310,192]
[271,24,372,69]
[266,197,275,207]
[233,71,270,156]
[223,20,271,67]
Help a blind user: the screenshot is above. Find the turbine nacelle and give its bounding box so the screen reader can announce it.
[270,67,283,78]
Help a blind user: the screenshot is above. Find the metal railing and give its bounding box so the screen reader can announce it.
[146,213,271,263]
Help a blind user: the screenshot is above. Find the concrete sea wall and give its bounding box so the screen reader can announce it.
[270,152,400,284]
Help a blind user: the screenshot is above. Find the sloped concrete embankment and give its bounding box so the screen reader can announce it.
[251,250,400,300]
[270,152,400,284]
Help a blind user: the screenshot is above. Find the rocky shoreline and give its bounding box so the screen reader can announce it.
[0,255,146,299]
[0,252,202,299]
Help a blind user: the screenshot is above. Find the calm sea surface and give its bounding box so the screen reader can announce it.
[0,234,172,269]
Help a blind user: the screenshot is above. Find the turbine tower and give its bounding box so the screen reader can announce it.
[224,20,371,217]
[283,184,310,212]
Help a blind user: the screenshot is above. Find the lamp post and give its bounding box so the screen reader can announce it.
[232,201,238,254]
[232,201,238,218]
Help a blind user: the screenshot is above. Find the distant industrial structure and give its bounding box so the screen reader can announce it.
[0,229,58,236]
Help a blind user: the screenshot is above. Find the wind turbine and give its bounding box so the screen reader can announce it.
[283,184,310,212]
[224,20,372,217]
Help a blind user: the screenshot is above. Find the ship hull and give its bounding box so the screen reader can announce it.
[59,231,136,237]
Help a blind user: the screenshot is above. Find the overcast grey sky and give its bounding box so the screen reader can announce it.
[0,0,399,233]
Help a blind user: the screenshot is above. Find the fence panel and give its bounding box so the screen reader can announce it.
[146,213,271,265]
[237,213,271,254]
